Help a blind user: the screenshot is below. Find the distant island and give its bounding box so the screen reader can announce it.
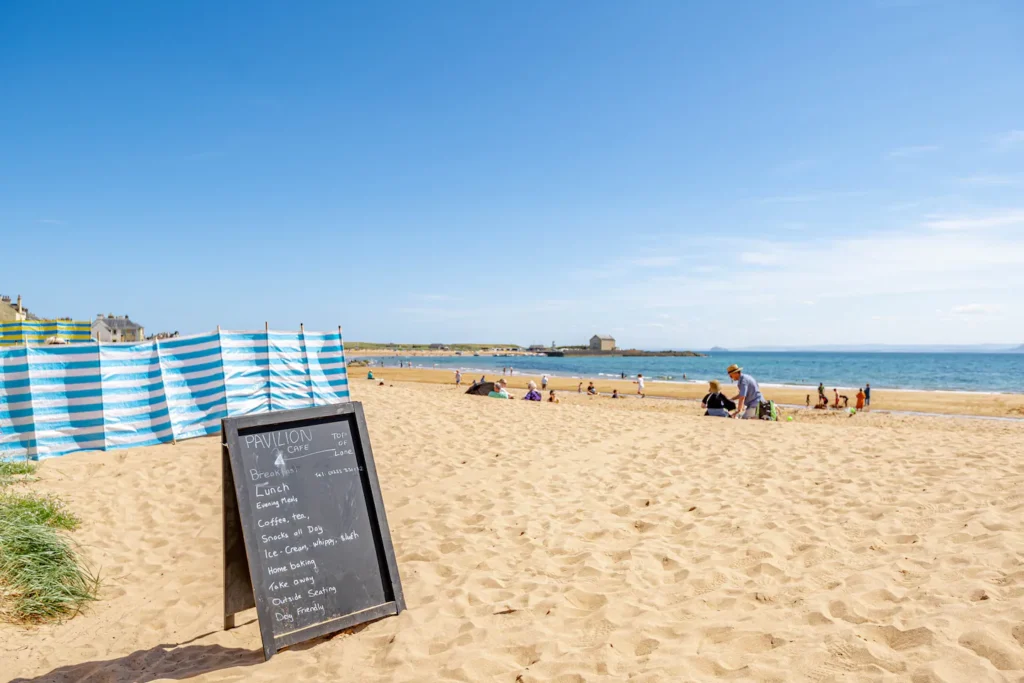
[709,346,729,352]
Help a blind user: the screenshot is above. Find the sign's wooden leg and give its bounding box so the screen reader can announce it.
[224,613,236,630]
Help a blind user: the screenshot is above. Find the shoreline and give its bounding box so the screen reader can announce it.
[351,354,1022,396]
[361,366,1024,418]
[358,358,1024,395]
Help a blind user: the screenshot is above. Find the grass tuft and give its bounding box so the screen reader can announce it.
[0,460,38,488]
[0,492,80,530]
[0,518,98,622]
[0,460,97,623]
[0,461,37,478]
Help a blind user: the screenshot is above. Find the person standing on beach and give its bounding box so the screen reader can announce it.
[542,374,549,389]
[864,383,871,410]
[577,382,583,393]
[636,373,645,398]
[856,388,865,411]
[503,367,507,376]
[455,370,462,387]
[727,364,763,419]
[818,383,825,402]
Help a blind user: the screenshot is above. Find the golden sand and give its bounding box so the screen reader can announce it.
[370,366,1024,419]
[4,380,1024,682]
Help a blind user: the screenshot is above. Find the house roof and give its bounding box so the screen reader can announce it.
[592,334,615,340]
[95,317,143,331]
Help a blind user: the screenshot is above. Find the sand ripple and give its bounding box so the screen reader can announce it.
[3,382,1024,682]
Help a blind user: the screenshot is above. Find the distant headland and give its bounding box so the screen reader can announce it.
[347,334,706,358]
[544,349,705,358]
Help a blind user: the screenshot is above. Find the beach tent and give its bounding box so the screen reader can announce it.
[465,381,496,396]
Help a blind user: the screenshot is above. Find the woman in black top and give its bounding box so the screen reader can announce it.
[702,379,736,417]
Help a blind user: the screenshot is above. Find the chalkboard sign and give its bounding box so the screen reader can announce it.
[221,402,404,660]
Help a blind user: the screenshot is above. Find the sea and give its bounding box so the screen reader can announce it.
[353,352,1023,394]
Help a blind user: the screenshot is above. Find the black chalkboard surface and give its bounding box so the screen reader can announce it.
[221,402,404,660]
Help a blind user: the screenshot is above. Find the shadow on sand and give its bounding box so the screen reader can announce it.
[11,642,261,683]
[11,621,374,682]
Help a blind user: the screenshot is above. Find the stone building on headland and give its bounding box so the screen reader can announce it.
[92,314,146,343]
[589,334,616,352]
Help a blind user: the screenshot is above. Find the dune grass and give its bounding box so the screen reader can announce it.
[0,460,99,623]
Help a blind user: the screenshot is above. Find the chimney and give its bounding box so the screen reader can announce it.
[16,295,22,313]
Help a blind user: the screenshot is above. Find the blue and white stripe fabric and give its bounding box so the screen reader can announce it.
[221,331,271,416]
[269,332,311,411]
[159,332,227,441]
[27,346,106,457]
[0,328,348,460]
[304,330,349,404]
[0,347,34,456]
[100,342,171,450]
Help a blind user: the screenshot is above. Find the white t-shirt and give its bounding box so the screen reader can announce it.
[637,377,645,390]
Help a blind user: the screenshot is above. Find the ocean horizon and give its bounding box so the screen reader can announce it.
[352,351,1023,395]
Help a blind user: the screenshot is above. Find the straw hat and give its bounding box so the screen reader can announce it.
[726,364,742,375]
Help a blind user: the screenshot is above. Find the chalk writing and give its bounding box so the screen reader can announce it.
[226,408,401,654]
[245,428,313,450]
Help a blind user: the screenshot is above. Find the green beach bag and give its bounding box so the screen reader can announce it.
[757,400,779,421]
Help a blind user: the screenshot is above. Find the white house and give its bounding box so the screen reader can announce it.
[92,314,145,343]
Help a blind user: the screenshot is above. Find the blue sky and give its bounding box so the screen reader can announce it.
[2,1,1022,348]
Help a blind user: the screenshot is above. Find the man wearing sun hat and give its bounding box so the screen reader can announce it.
[727,364,763,419]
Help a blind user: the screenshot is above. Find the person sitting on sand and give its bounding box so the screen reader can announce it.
[523,381,542,401]
[587,381,597,395]
[367,370,374,380]
[702,379,736,417]
[611,389,620,398]
[856,388,865,411]
[488,379,511,399]
[548,390,559,403]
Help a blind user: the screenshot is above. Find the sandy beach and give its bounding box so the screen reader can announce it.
[4,379,1024,682]
[369,366,1024,419]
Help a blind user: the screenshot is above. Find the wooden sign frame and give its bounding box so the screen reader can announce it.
[221,402,405,660]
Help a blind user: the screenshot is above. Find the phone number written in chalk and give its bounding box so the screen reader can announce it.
[316,466,364,478]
